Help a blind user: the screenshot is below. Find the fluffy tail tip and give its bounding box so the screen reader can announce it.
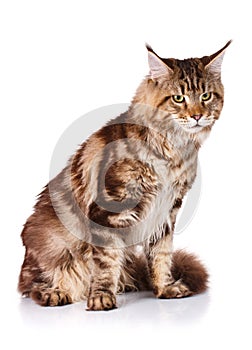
[171,249,209,295]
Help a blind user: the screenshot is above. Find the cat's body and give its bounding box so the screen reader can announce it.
[19,42,230,310]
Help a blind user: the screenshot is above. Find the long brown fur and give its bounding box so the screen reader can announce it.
[171,250,209,295]
[18,42,231,310]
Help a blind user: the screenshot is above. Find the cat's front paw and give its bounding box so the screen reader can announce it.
[87,292,117,311]
[157,281,192,299]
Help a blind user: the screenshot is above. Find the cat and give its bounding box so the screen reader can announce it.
[18,41,231,311]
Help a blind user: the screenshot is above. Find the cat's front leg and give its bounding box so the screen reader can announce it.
[87,245,123,311]
[147,232,192,298]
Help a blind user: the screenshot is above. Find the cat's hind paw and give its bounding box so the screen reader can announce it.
[30,289,72,306]
[157,280,192,299]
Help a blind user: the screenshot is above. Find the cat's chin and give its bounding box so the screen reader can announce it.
[190,125,204,133]
[178,124,212,144]
[179,124,205,134]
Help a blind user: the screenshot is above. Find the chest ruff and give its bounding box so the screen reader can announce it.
[86,140,198,247]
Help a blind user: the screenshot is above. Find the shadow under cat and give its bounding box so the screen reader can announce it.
[19,291,210,328]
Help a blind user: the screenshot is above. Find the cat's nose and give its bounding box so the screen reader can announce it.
[191,114,202,121]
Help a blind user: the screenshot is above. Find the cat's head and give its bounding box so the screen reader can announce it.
[144,41,231,135]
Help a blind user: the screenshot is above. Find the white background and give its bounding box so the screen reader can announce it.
[1,1,252,349]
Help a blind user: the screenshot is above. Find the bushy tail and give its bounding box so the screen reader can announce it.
[171,250,209,295]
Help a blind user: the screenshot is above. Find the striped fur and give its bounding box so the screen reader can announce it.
[18,42,230,310]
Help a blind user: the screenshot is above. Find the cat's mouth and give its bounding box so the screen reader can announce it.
[174,115,214,133]
[189,118,213,131]
[180,123,207,134]
[182,123,204,132]
[192,124,203,129]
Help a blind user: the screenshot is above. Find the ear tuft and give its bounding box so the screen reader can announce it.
[145,43,154,53]
[203,40,232,75]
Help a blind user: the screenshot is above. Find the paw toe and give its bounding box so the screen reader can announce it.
[87,293,117,311]
[158,282,192,299]
[30,289,72,306]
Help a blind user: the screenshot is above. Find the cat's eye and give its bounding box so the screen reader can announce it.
[201,92,212,102]
[172,95,185,103]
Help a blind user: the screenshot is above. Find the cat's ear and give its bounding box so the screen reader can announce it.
[146,44,173,80]
[202,40,232,75]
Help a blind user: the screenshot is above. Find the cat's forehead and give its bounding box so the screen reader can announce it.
[176,58,204,77]
[162,57,204,76]
[163,57,208,92]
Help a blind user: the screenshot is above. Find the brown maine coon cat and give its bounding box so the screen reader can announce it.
[18,41,231,310]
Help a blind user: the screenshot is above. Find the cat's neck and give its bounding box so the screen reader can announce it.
[126,106,197,163]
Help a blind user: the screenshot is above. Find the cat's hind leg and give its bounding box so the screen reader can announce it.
[18,255,70,306]
[18,246,91,307]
